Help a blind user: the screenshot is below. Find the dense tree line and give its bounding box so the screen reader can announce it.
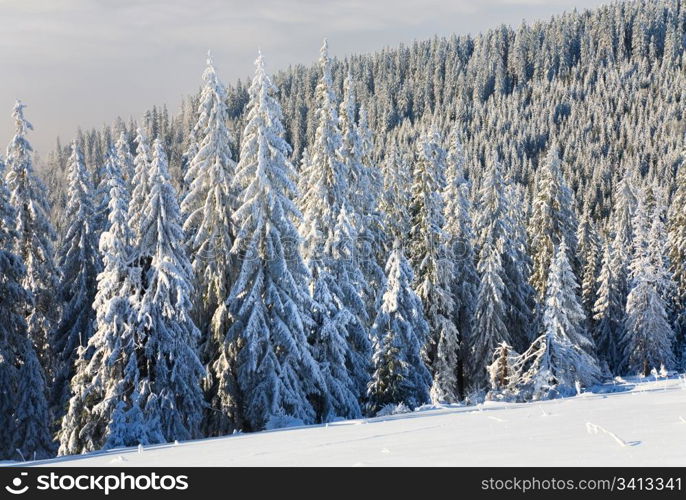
[2,0,686,460]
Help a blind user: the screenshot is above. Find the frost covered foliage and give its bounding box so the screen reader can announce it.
[593,241,623,373]
[5,101,59,373]
[486,342,518,399]
[470,237,510,392]
[668,157,686,370]
[490,242,600,401]
[51,141,101,419]
[577,208,600,322]
[409,127,459,404]
[298,42,372,420]
[528,145,579,301]
[181,52,237,365]
[299,40,347,265]
[309,205,371,421]
[440,130,478,400]
[128,127,152,247]
[367,245,431,415]
[130,139,205,443]
[60,140,205,455]
[620,191,676,375]
[473,156,533,353]
[179,53,238,436]
[338,75,385,307]
[115,132,135,184]
[226,53,324,432]
[379,145,412,248]
[0,151,53,461]
[16,0,686,456]
[57,153,144,455]
[593,171,638,371]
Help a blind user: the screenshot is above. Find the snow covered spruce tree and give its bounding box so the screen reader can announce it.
[0,153,17,457]
[310,204,373,420]
[115,131,135,185]
[621,194,675,376]
[473,154,533,353]
[338,73,364,221]
[58,151,152,455]
[298,41,372,418]
[592,241,623,373]
[599,169,637,360]
[528,145,579,302]
[338,74,384,304]
[226,53,324,432]
[379,143,413,254]
[93,148,114,239]
[130,139,205,443]
[308,207,369,421]
[543,239,597,356]
[127,127,152,246]
[5,100,60,374]
[667,155,686,369]
[440,129,478,399]
[611,170,637,287]
[0,154,53,460]
[51,141,101,420]
[409,125,459,404]
[508,240,600,401]
[576,206,600,322]
[299,39,347,264]
[180,129,199,195]
[367,243,431,415]
[180,51,237,380]
[486,341,518,400]
[470,237,510,393]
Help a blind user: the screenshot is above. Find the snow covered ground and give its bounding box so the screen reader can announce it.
[27,375,686,467]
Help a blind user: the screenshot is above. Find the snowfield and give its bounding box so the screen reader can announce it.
[23,375,686,467]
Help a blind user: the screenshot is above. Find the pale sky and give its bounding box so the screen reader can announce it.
[0,0,607,156]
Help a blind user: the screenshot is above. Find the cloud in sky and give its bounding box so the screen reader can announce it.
[0,0,606,155]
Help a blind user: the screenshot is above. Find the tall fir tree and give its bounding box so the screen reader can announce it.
[409,126,457,398]
[470,237,510,392]
[5,100,59,376]
[621,193,675,375]
[441,129,478,399]
[474,155,533,352]
[58,151,155,455]
[507,240,600,401]
[0,153,53,460]
[299,39,347,265]
[297,42,372,418]
[543,239,597,356]
[528,145,579,302]
[226,53,324,431]
[132,139,205,443]
[51,141,101,420]
[367,243,431,415]
[667,155,686,369]
[128,127,152,247]
[180,52,237,380]
[592,240,623,373]
[577,207,601,323]
[338,78,384,304]
[607,170,637,348]
[339,73,384,312]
